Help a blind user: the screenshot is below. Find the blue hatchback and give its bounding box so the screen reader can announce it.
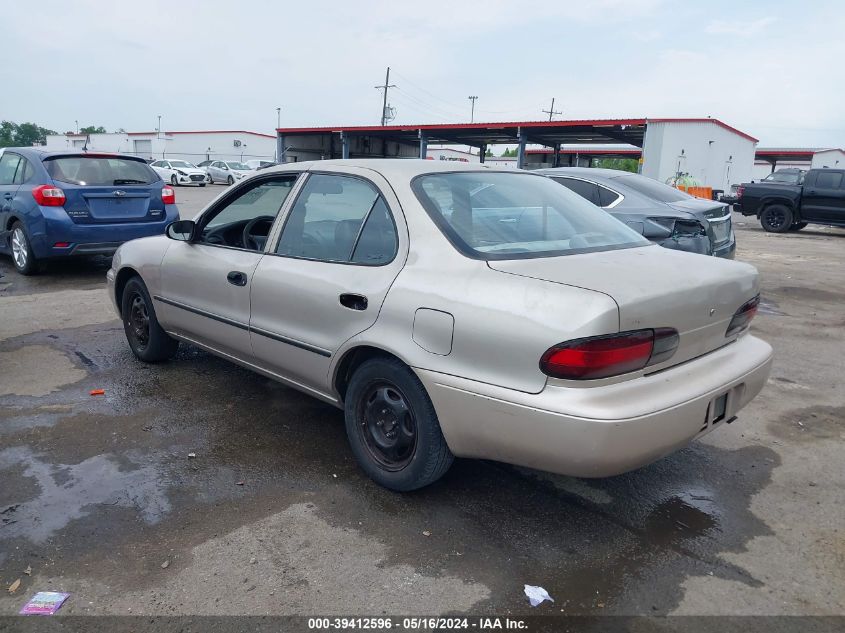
[0,148,179,275]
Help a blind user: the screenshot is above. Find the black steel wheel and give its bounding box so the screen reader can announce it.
[120,277,179,362]
[345,356,453,491]
[760,204,793,233]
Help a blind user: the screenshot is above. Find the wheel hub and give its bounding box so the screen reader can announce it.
[11,228,27,269]
[359,384,417,470]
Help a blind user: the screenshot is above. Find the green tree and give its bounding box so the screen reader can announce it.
[0,121,57,147]
[485,147,493,157]
[593,158,639,173]
[79,125,107,134]
[501,147,518,157]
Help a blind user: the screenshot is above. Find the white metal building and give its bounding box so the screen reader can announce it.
[44,130,277,163]
[639,119,757,192]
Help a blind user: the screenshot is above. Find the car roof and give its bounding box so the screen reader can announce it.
[260,158,526,179]
[2,147,146,161]
[534,166,636,181]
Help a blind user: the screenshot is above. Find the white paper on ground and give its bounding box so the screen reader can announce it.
[523,584,554,607]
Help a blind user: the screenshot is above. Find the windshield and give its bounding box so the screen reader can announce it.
[226,162,250,170]
[412,172,649,260]
[613,174,691,203]
[45,156,157,185]
[169,160,195,168]
[763,171,802,184]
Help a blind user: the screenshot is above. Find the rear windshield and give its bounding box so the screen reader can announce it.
[613,174,691,203]
[45,156,157,186]
[412,172,649,260]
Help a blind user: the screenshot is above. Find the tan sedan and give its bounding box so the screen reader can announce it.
[107,160,773,490]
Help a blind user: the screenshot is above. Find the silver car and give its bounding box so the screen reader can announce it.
[205,160,253,185]
[107,160,772,491]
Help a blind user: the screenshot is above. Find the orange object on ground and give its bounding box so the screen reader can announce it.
[89,389,105,396]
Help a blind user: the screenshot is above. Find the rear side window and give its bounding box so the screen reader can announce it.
[276,174,398,265]
[614,174,691,203]
[814,171,843,189]
[552,177,599,205]
[597,184,621,207]
[45,156,157,185]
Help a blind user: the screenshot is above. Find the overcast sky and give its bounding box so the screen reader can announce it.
[4,0,844,148]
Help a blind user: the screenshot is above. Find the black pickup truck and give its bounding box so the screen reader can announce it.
[738,168,845,232]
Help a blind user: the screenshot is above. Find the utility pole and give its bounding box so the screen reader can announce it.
[157,115,162,139]
[74,120,78,134]
[542,98,562,121]
[276,107,281,129]
[375,67,396,126]
[468,96,478,123]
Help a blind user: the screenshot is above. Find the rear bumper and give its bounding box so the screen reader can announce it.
[416,334,773,478]
[29,206,179,258]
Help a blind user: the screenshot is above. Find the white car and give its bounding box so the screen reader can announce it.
[150,159,209,187]
[204,160,254,185]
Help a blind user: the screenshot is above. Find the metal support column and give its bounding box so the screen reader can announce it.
[276,134,285,163]
[516,130,527,170]
[480,144,487,164]
[341,132,350,160]
[552,143,560,168]
[419,130,428,159]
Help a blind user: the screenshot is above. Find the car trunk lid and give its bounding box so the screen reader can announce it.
[61,184,161,223]
[488,245,759,371]
[668,199,733,247]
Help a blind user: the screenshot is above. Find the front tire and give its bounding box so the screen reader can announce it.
[760,204,793,233]
[227,175,234,185]
[344,357,453,491]
[10,222,39,275]
[121,277,179,362]
[170,174,178,186]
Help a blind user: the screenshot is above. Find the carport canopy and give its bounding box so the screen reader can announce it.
[275,119,649,168]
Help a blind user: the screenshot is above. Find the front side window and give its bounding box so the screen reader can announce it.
[198,176,297,251]
[276,174,398,265]
[413,172,648,260]
[0,153,23,186]
[45,156,157,185]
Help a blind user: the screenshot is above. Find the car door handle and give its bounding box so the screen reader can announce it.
[339,293,368,311]
[227,270,248,286]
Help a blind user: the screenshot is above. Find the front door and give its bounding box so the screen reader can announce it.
[249,171,406,395]
[801,170,845,223]
[156,174,298,360]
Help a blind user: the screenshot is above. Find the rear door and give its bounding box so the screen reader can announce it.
[0,152,24,246]
[801,170,845,222]
[44,155,165,224]
[249,170,406,393]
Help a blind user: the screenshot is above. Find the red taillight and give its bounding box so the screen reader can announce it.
[53,242,71,248]
[540,328,679,380]
[161,186,176,205]
[32,184,66,207]
[726,295,759,337]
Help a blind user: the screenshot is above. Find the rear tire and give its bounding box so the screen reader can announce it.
[344,356,453,491]
[789,221,808,231]
[10,222,39,276]
[760,204,793,233]
[121,277,179,362]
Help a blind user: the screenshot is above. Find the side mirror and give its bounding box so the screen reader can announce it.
[166,220,196,241]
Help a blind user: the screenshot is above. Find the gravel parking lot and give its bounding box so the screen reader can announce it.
[0,184,843,617]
